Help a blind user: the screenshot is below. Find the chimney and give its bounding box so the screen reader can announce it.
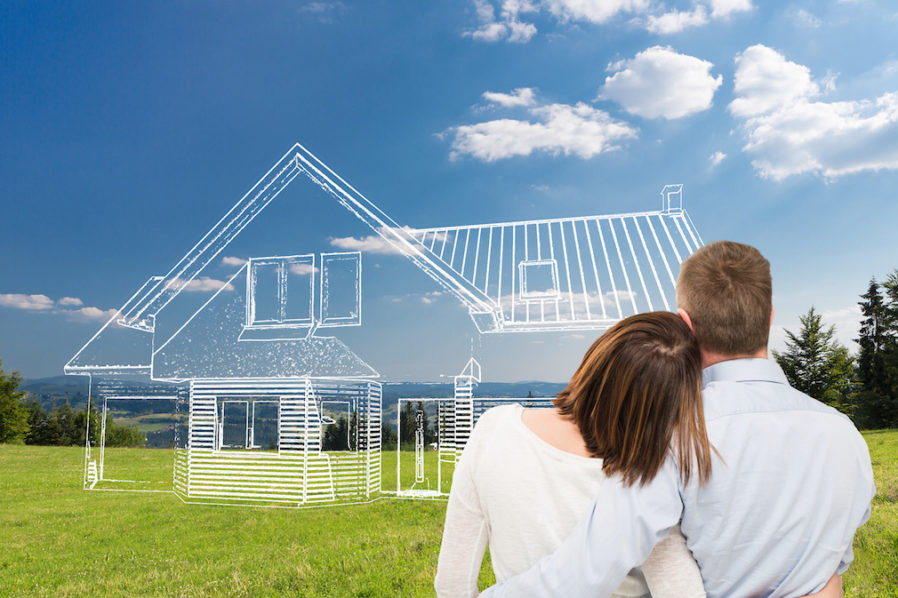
[660,184,684,214]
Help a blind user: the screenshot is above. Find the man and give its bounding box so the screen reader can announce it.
[481,241,875,597]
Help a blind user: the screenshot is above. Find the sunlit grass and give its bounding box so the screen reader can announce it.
[0,430,895,596]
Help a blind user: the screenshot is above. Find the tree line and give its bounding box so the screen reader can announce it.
[3,269,898,448]
[324,405,426,452]
[0,362,145,446]
[773,270,898,429]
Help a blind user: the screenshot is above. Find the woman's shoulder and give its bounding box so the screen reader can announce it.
[466,404,523,451]
[475,404,523,430]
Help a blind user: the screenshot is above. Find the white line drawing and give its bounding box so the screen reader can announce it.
[394,360,555,498]
[64,142,702,508]
[408,183,700,332]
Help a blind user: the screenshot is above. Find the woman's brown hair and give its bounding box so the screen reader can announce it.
[554,311,711,487]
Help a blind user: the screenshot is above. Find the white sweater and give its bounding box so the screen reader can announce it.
[435,404,706,598]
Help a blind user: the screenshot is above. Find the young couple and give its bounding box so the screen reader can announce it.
[435,241,875,598]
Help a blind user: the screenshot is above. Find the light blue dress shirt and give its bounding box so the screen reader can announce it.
[481,358,875,598]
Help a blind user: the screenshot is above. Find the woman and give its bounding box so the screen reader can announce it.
[435,312,843,597]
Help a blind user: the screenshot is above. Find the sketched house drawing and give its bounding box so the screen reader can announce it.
[65,143,703,507]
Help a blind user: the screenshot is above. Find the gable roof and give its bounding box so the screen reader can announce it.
[66,144,705,374]
[409,190,702,332]
[115,143,500,333]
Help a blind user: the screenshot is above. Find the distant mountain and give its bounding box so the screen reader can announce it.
[22,375,90,393]
[19,375,565,424]
[381,380,564,400]
[380,381,564,431]
[22,375,91,410]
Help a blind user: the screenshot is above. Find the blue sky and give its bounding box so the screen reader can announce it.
[3,0,898,382]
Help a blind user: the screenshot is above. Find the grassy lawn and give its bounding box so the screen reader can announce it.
[844,429,898,597]
[1,431,895,597]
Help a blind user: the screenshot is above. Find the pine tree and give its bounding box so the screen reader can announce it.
[380,421,397,450]
[399,401,416,446]
[773,307,855,412]
[882,271,898,397]
[854,278,898,428]
[856,280,888,394]
[883,270,898,325]
[24,400,49,444]
[0,359,29,444]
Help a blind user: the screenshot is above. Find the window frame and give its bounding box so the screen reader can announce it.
[319,251,362,328]
[215,397,281,452]
[246,254,315,329]
[518,259,560,300]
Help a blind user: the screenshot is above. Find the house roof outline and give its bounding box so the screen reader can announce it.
[114,143,499,333]
[66,143,704,376]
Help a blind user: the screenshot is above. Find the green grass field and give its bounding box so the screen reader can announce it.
[1,431,895,597]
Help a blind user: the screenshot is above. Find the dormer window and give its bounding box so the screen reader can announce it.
[247,254,315,328]
[320,252,362,327]
[519,259,559,299]
[243,252,361,336]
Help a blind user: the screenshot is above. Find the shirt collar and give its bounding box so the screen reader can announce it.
[701,357,789,388]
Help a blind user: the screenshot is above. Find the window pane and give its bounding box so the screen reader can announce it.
[251,401,279,450]
[251,261,281,323]
[320,252,361,326]
[284,256,314,323]
[321,401,354,451]
[520,260,559,298]
[221,401,248,449]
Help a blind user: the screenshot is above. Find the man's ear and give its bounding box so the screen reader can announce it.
[770,306,775,328]
[677,308,694,332]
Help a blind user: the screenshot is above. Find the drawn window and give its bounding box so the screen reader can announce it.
[217,398,279,451]
[248,255,314,327]
[219,400,248,449]
[249,401,279,450]
[320,252,362,327]
[519,259,559,299]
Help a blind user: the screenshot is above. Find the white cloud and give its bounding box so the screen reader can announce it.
[708,0,752,19]
[791,8,821,28]
[470,21,509,42]
[166,277,235,292]
[465,0,751,41]
[221,256,247,267]
[709,151,727,167]
[450,101,637,161]
[645,0,751,33]
[821,70,839,94]
[730,45,898,180]
[0,292,121,323]
[330,226,429,255]
[289,263,318,276]
[543,0,649,23]
[600,46,722,119]
[729,45,820,118]
[506,18,538,42]
[387,290,447,304]
[465,0,537,43]
[646,7,708,34]
[420,291,445,305]
[0,293,55,310]
[483,87,536,108]
[65,306,119,323]
[602,289,637,308]
[300,1,347,24]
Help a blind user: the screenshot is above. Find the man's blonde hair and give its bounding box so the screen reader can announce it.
[676,241,772,356]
